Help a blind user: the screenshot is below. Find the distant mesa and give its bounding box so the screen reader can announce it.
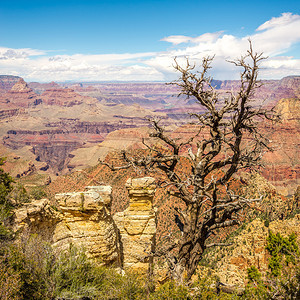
[28,81,61,94]
[41,88,98,107]
[0,76,99,108]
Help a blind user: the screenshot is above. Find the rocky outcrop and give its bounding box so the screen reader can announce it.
[114,177,157,275]
[0,108,25,119]
[12,177,157,273]
[53,186,120,264]
[275,97,300,121]
[13,185,120,265]
[0,75,21,93]
[12,198,61,241]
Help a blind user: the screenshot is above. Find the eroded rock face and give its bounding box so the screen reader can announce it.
[53,186,120,264]
[13,198,61,241]
[12,178,158,274]
[0,75,22,93]
[13,185,120,266]
[0,79,40,108]
[114,177,156,275]
[41,88,97,107]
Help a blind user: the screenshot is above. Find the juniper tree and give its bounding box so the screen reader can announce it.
[101,42,277,282]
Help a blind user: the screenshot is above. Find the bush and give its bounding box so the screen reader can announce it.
[0,256,22,300]
[52,244,105,299]
[0,234,55,299]
[149,280,190,300]
[10,183,30,206]
[29,186,47,200]
[242,232,300,299]
[0,233,147,300]
[0,158,15,242]
[247,266,262,283]
[266,231,299,277]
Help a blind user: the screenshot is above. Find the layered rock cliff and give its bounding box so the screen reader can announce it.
[13,185,120,265]
[41,88,97,107]
[114,177,157,275]
[0,75,21,93]
[53,186,120,264]
[261,98,299,195]
[12,177,157,273]
[0,78,41,108]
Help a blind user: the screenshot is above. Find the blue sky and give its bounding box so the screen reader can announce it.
[0,0,300,81]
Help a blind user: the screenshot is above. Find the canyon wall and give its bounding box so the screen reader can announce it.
[0,76,298,195]
[0,75,21,93]
[0,78,41,108]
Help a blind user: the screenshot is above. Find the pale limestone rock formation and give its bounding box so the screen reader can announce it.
[13,185,120,266]
[114,177,156,275]
[53,186,119,264]
[12,198,61,241]
[12,178,158,274]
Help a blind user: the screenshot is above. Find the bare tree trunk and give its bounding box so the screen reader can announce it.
[169,205,206,283]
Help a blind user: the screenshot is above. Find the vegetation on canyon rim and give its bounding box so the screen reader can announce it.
[101,42,280,283]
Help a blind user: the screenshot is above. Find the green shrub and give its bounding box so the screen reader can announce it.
[10,183,30,206]
[266,231,299,277]
[0,158,15,241]
[100,270,146,300]
[52,243,146,300]
[0,256,22,300]
[30,186,47,200]
[247,266,262,283]
[52,244,104,299]
[0,234,55,299]
[150,280,190,300]
[0,158,14,205]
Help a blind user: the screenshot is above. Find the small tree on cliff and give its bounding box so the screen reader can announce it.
[101,43,277,282]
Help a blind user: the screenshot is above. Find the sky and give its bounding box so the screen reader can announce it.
[0,0,300,82]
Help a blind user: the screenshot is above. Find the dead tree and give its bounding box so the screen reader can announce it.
[100,42,278,282]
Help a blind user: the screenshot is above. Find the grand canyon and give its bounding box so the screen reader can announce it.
[1,1,300,298]
[0,72,299,298]
[0,75,298,194]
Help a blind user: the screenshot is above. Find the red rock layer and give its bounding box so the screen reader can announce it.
[0,75,22,93]
[41,88,97,107]
[28,81,61,94]
[0,78,40,108]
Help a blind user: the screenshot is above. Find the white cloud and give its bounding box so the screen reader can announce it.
[0,47,46,60]
[252,13,300,56]
[161,35,191,45]
[0,13,299,81]
[161,31,224,45]
[256,12,300,31]
[152,12,300,80]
